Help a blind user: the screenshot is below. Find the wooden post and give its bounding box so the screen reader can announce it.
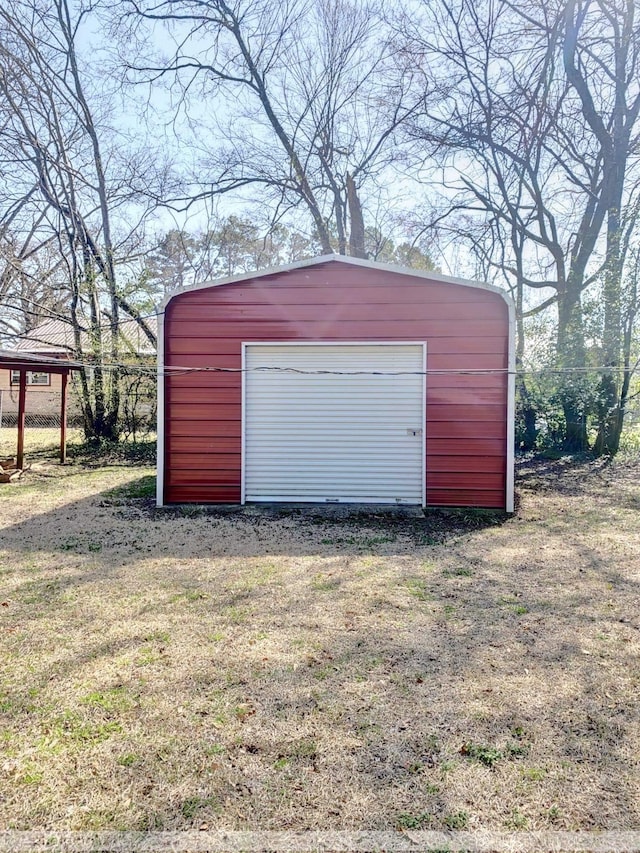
[16,368,26,470]
[60,371,68,463]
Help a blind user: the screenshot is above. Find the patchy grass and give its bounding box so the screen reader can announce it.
[105,475,156,503]
[0,426,155,467]
[0,455,639,831]
[0,427,85,459]
[460,740,529,769]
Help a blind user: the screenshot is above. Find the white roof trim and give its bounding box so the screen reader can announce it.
[159,254,514,313]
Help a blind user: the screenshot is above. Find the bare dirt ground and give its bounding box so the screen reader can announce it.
[0,448,639,832]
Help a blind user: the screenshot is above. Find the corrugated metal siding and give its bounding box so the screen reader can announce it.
[244,344,424,504]
[163,260,510,508]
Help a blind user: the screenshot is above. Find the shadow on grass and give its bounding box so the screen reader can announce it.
[515,452,616,493]
[66,438,156,467]
[1,457,639,830]
[100,473,509,546]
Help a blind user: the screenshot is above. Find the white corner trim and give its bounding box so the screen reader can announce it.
[240,342,247,505]
[160,254,515,314]
[422,342,427,509]
[156,311,165,507]
[505,300,516,513]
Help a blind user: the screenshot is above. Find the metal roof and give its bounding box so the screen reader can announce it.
[11,317,157,355]
[161,254,514,312]
[0,349,83,372]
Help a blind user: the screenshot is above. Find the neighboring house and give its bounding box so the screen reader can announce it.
[0,317,157,425]
[157,255,515,511]
[0,325,68,425]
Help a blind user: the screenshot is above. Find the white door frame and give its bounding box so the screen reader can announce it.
[241,341,427,506]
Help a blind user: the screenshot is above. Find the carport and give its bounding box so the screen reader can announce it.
[0,350,82,468]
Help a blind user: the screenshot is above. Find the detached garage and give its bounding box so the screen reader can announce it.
[157,256,514,511]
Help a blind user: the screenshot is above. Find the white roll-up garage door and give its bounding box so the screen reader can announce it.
[243,343,426,504]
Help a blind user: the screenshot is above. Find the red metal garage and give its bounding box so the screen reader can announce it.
[157,256,514,510]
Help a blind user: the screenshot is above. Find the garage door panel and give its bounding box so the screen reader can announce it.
[244,343,425,504]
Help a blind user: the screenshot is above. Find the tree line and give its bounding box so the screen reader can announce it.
[0,0,638,452]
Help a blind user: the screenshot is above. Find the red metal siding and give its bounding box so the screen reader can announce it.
[163,260,510,508]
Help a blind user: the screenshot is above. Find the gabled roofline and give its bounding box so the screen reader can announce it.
[159,254,514,313]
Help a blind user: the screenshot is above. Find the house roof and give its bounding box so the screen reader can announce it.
[12,317,157,356]
[161,254,514,312]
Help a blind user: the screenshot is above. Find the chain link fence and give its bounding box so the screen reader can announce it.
[0,389,73,428]
[0,378,156,436]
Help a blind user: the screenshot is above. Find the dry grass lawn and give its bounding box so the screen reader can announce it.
[0,446,639,832]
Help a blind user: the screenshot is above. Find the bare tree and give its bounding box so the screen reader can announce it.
[0,0,158,439]
[120,0,420,257]
[400,0,640,452]
[0,226,68,341]
[559,0,640,454]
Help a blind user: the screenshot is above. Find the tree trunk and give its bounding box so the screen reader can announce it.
[346,174,366,259]
[593,373,622,456]
[515,267,537,451]
[557,286,589,452]
[593,180,624,457]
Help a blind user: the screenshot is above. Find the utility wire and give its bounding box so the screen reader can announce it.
[56,359,640,378]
